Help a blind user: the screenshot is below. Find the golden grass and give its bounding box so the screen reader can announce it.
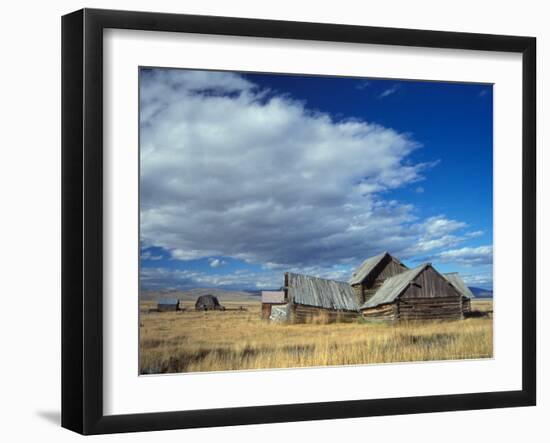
[139,299,493,374]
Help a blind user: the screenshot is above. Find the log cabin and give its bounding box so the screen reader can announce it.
[359,263,464,321]
[271,252,475,323]
[349,251,408,307]
[282,272,360,323]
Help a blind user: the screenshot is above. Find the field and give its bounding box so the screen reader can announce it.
[139,299,493,374]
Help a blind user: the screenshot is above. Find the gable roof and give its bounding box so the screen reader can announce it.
[287,272,358,311]
[349,251,389,285]
[360,263,429,309]
[443,273,475,299]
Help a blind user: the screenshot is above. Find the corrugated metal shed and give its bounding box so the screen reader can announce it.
[287,272,358,311]
[444,273,475,299]
[348,251,406,285]
[261,291,286,303]
[360,264,428,309]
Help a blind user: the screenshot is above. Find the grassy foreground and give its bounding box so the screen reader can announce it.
[139,299,493,374]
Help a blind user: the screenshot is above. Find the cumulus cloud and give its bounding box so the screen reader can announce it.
[140,263,357,291]
[140,250,163,261]
[431,245,493,266]
[139,68,485,284]
[208,258,226,268]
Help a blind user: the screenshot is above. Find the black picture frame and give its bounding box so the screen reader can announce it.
[61,8,536,435]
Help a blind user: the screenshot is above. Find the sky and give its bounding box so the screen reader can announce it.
[139,68,493,292]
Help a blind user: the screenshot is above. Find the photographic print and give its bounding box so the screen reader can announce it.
[138,67,494,375]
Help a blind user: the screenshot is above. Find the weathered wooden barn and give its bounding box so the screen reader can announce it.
[261,290,286,319]
[349,251,408,307]
[157,299,181,312]
[359,263,465,321]
[443,272,474,313]
[277,272,360,323]
[270,252,475,323]
[195,294,225,311]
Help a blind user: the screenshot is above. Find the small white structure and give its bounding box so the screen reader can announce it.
[261,290,286,319]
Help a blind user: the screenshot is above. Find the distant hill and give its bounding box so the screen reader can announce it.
[140,287,260,302]
[469,287,493,298]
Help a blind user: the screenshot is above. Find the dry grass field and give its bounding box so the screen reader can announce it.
[139,299,493,374]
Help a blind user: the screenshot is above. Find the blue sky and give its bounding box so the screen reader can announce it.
[139,68,493,291]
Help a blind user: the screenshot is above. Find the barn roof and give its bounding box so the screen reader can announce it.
[287,272,358,311]
[196,294,219,302]
[261,291,285,303]
[443,273,475,299]
[360,263,429,309]
[158,299,179,305]
[349,251,406,285]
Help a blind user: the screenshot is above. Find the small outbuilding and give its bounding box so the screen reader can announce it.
[157,299,181,312]
[283,272,360,323]
[195,294,225,311]
[360,263,464,321]
[261,290,286,319]
[267,252,477,323]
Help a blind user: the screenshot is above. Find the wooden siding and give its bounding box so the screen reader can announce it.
[401,266,462,299]
[364,255,407,288]
[363,280,385,305]
[361,303,397,322]
[361,297,463,322]
[462,298,471,313]
[398,297,463,321]
[356,255,407,306]
[291,303,359,324]
[352,284,364,306]
[261,303,272,319]
[375,257,408,282]
[361,267,465,321]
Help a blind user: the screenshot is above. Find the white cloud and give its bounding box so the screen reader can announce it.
[140,250,163,261]
[141,267,281,290]
[415,186,424,193]
[378,84,400,99]
[461,272,493,288]
[208,258,226,268]
[140,69,483,281]
[433,245,493,266]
